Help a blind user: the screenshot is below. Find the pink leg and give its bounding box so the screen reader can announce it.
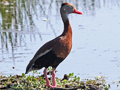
[52,68,56,86]
[44,68,56,88]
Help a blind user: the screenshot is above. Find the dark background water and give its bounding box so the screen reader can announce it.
[0,0,120,89]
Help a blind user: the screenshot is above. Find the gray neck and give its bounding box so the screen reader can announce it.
[60,8,72,37]
[60,8,69,22]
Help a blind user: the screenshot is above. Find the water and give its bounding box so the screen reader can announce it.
[0,0,120,89]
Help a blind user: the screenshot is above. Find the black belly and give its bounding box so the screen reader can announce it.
[32,50,64,69]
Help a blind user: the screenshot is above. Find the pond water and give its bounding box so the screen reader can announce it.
[0,0,120,89]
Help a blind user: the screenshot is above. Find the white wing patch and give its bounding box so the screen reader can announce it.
[26,48,52,74]
[38,48,52,58]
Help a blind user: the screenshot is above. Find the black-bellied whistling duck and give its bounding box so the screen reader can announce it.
[25,3,82,88]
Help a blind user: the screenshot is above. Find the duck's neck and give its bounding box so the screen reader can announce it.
[60,11,72,38]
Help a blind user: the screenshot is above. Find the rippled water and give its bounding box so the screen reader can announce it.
[0,0,120,89]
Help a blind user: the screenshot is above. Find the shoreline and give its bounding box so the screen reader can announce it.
[0,72,109,90]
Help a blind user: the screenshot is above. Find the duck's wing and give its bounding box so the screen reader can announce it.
[25,38,57,74]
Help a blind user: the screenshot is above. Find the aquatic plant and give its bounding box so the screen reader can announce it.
[0,72,109,89]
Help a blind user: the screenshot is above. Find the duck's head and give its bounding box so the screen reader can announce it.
[60,3,82,15]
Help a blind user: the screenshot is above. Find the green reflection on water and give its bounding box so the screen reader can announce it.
[0,0,43,62]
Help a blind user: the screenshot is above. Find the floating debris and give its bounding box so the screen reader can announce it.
[43,19,50,21]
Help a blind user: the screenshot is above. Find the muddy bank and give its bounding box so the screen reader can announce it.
[0,72,109,90]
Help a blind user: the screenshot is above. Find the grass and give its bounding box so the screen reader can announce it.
[0,71,110,90]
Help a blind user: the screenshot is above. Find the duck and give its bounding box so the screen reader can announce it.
[25,2,82,88]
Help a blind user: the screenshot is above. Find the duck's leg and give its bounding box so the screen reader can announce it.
[52,68,56,87]
[44,68,56,88]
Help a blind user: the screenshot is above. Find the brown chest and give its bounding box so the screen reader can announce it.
[53,36,72,58]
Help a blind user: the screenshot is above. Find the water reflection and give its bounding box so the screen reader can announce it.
[0,0,120,87]
[0,0,42,63]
